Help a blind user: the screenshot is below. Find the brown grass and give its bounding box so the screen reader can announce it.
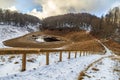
[78,56,108,80]
[3,30,105,53]
[103,40,120,55]
[65,39,104,52]
[78,71,86,80]
[92,67,99,71]
[65,31,94,42]
[0,48,40,54]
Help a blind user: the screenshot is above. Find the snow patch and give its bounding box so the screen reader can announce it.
[83,58,120,80]
[36,36,45,42]
[0,54,103,80]
[0,24,39,48]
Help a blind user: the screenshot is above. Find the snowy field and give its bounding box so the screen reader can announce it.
[0,54,104,80]
[0,25,119,80]
[83,57,120,80]
[0,25,39,48]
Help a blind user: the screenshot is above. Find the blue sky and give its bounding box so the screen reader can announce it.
[15,0,42,13]
[0,0,120,18]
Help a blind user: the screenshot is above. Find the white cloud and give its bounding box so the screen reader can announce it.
[7,6,17,11]
[33,0,120,18]
[28,9,42,18]
[2,0,119,18]
[111,1,120,8]
[0,0,16,8]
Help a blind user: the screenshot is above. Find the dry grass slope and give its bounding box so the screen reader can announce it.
[103,40,120,55]
[0,48,40,54]
[3,30,105,53]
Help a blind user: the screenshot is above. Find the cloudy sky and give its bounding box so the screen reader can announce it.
[0,0,120,18]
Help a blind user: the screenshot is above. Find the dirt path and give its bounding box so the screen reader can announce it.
[79,55,120,80]
[78,55,115,80]
[78,40,120,80]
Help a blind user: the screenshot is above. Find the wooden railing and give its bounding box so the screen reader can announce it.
[0,48,103,71]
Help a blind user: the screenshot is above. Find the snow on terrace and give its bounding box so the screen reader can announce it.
[0,24,104,80]
[1,42,119,80]
[0,25,119,80]
[36,36,45,42]
[83,57,120,80]
[0,24,38,48]
[0,54,104,80]
[80,41,120,80]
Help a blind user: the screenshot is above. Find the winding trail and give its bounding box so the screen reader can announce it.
[78,40,120,80]
[0,39,119,80]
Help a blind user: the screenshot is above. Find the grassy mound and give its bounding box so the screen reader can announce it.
[3,30,105,52]
[103,40,120,55]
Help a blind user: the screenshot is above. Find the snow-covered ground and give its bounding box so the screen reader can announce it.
[83,57,120,80]
[36,36,45,42]
[0,25,119,80]
[0,54,104,80]
[0,24,39,48]
[78,41,120,80]
[0,44,119,80]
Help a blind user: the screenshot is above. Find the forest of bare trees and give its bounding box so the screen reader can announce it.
[0,7,119,40]
[40,13,116,38]
[105,7,120,42]
[0,9,41,27]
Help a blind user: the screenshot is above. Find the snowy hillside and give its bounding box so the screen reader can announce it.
[0,54,104,80]
[0,24,39,48]
[0,24,119,80]
[0,43,119,80]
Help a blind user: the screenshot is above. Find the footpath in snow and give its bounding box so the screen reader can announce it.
[0,27,119,80]
[83,57,120,80]
[0,25,38,48]
[0,40,120,80]
[79,40,120,80]
[0,54,104,80]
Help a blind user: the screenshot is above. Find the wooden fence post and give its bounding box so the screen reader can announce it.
[68,51,71,59]
[79,51,81,57]
[75,51,77,58]
[46,52,49,65]
[22,53,26,71]
[88,51,90,55]
[86,52,87,56]
[85,52,87,56]
[87,51,89,56]
[84,51,86,56]
[83,52,85,56]
[89,51,91,55]
[59,51,62,62]
[82,52,84,56]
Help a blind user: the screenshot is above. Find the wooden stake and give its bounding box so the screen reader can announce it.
[68,51,71,59]
[75,51,77,58]
[59,51,62,62]
[22,53,26,71]
[79,51,81,57]
[46,52,49,65]
[83,52,85,56]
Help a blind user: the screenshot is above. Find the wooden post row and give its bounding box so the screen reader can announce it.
[46,52,49,65]
[68,51,71,59]
[22,53,26,71]
[79,51,81,57]
[82,51,84,56]
[59,51,62,62]
[84,52,86,56]
[75,51,77,58]
[86,51,88,56]
[84,51,86,56]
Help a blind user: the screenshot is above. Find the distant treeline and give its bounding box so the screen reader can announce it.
[40,13,116,38]
[0,9,41,27]
[0,7,119,39]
